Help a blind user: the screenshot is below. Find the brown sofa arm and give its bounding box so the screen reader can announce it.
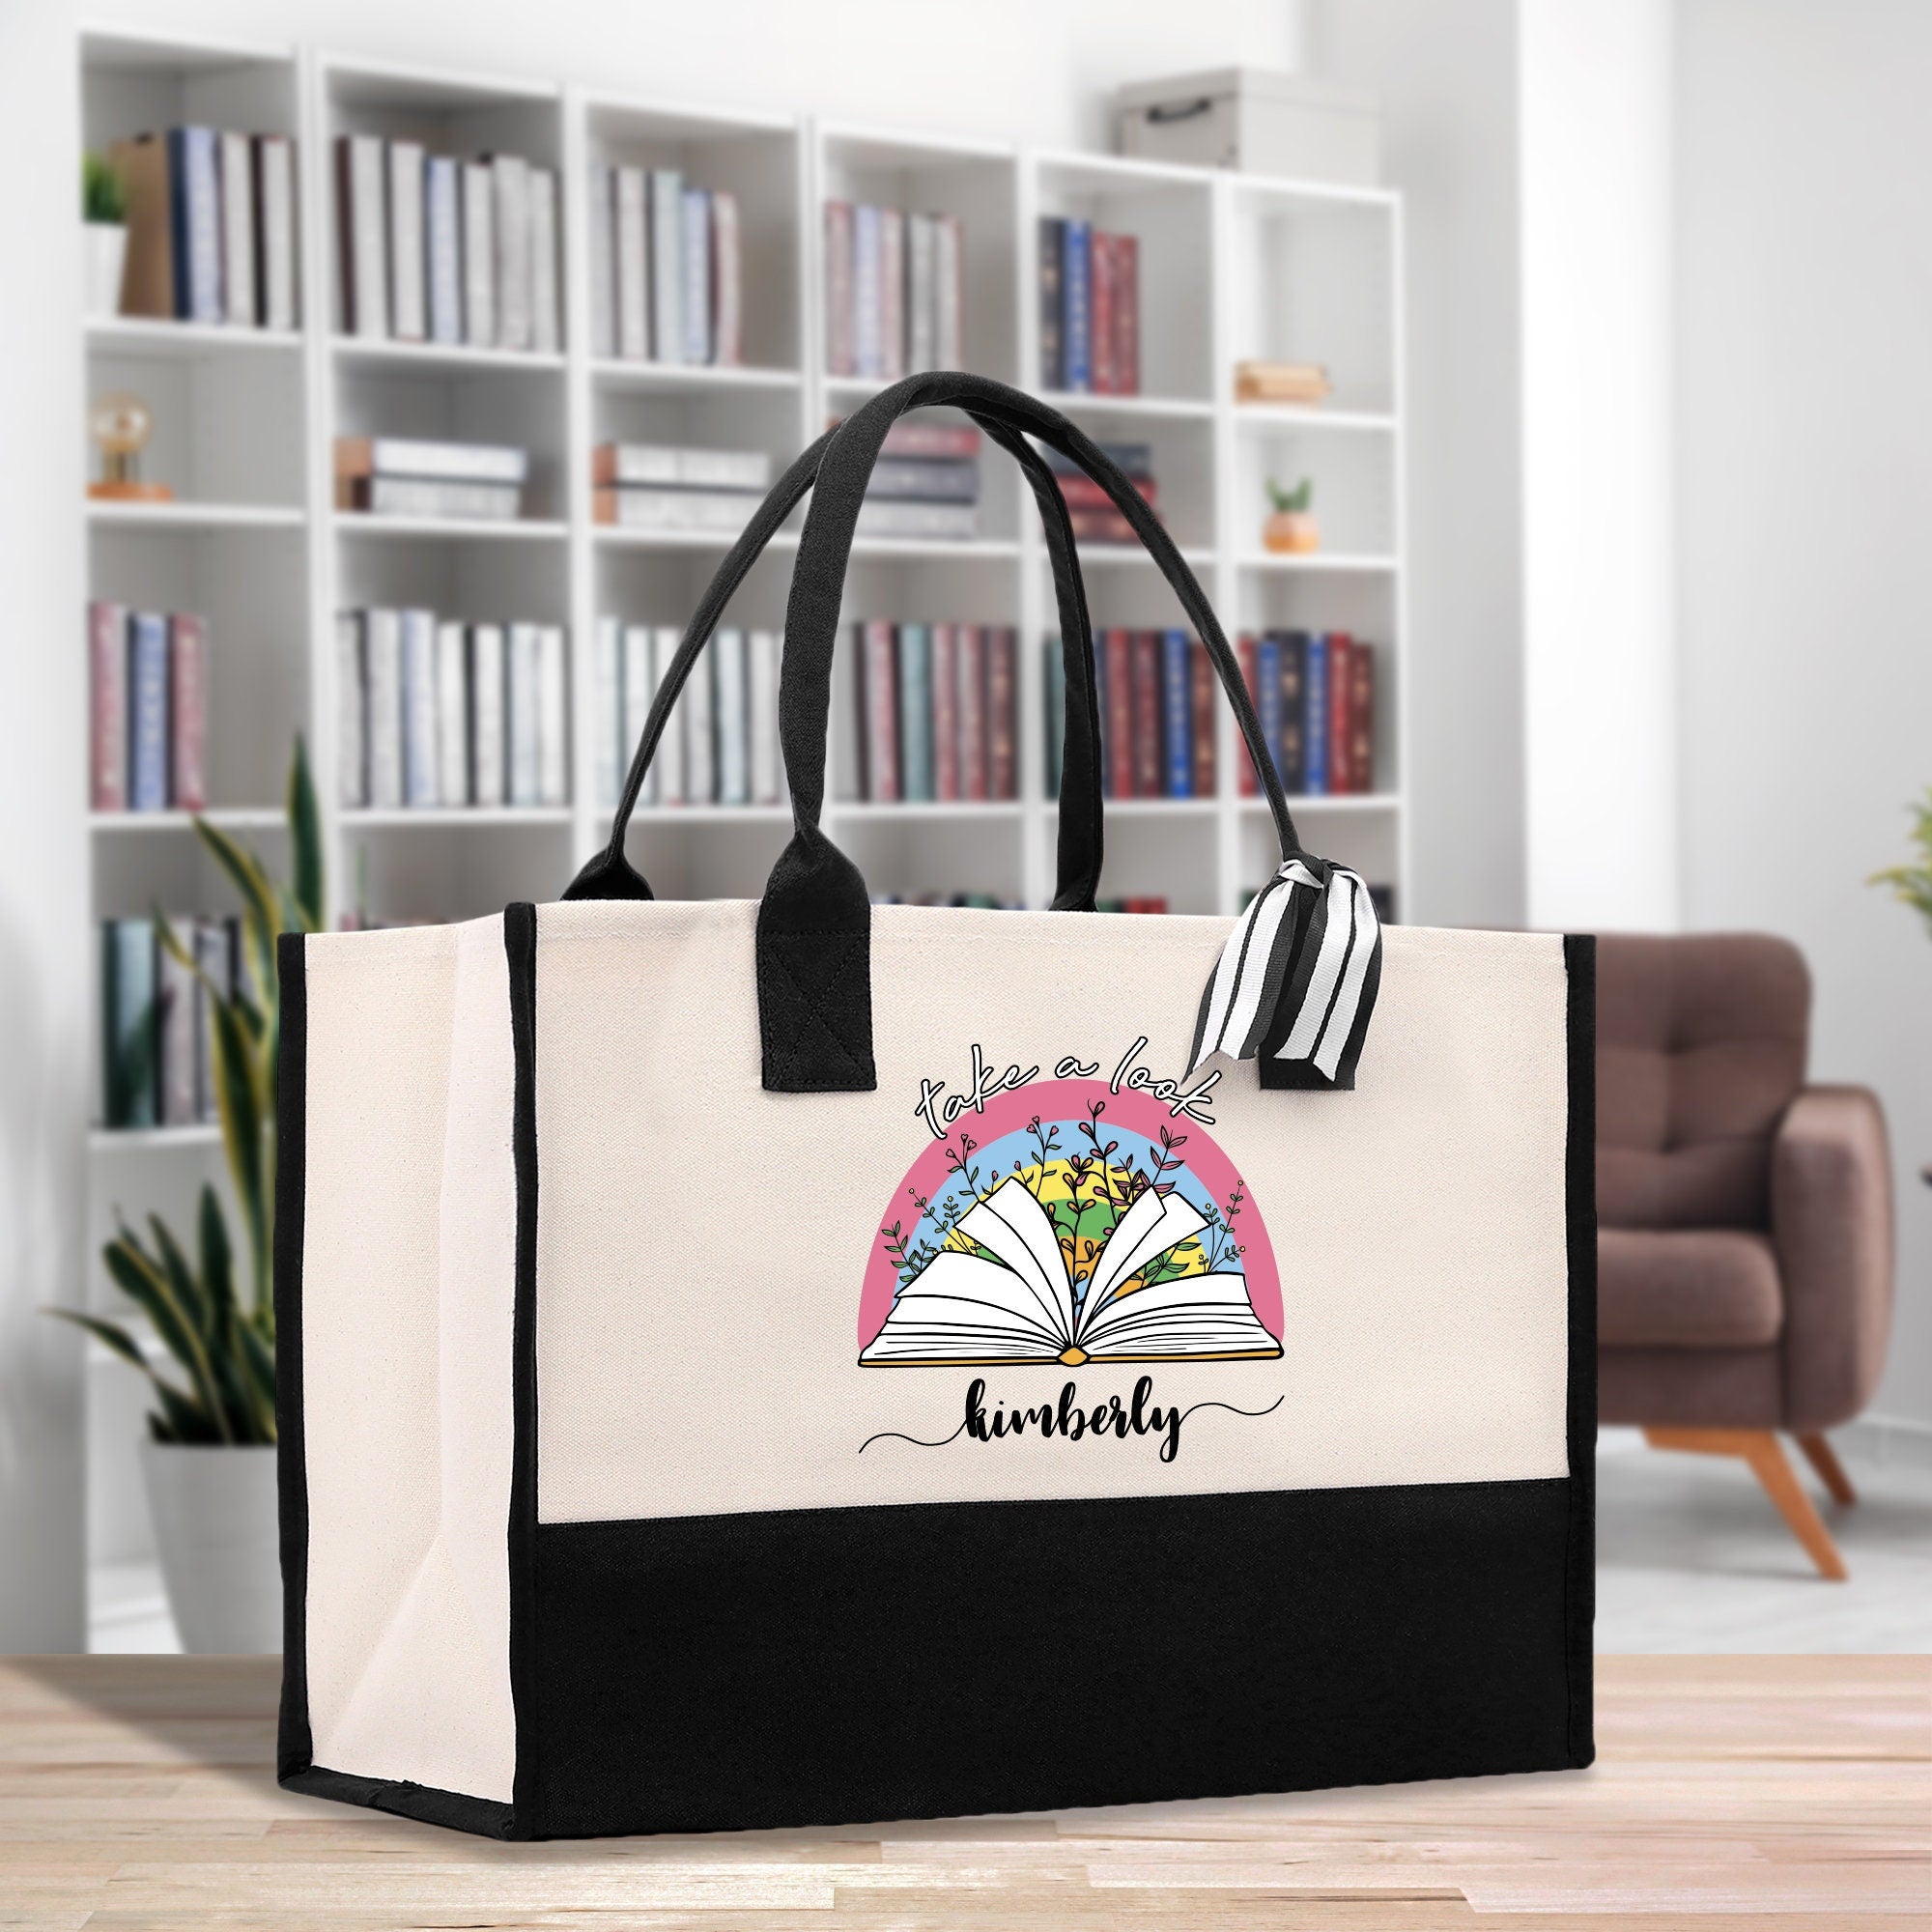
[1772,1085,1894,1431]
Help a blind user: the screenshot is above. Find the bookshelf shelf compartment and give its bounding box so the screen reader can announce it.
[86,502,305,531]
[86,319,303,359]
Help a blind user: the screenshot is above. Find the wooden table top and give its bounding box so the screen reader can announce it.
[2,1655,1925,1929]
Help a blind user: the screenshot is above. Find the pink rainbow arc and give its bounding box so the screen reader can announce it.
[859,1078,1281,1349]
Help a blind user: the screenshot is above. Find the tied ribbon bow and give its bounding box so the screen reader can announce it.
[1187,857,1383,1090]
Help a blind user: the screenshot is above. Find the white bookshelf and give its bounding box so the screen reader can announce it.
[75,26,1406,1634]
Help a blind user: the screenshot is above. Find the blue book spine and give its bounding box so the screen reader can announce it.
[1161,629,1192,798]
[1304,633,1330,794]
[896,623,934,802]
[681,186,711,363]
[105,918,157,1128]
[1256,633,1284,792]
[1063,219,1092,392]
[1277,631,1308,792]
[169,127,222,323]
[128,611,170,810]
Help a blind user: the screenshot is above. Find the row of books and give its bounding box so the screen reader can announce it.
[110,128,298,329]
[852,418,981,543]
[1048,441,1158,546]
[99,915,237,1129]
[591,441,771,534]
[1237,631,1378,796]
[586,168,741,367]
[336,611,568,810]
[88,604,207,813]
[333,436,529,521]
[852,622,1020,804]
[591,620,784,810]
[335,135,559,352]
[1042,631,1218,802]
[823,202,964,381]
[1038,217,1140,395]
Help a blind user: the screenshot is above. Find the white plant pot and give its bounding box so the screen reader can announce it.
[139,1439,282,1654]
[83,221,127,318]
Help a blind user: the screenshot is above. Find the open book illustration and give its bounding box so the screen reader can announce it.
[861,1172,1283,1367]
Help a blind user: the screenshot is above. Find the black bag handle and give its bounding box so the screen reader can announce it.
[566,401,1112,911]
[570,374,1309,1094]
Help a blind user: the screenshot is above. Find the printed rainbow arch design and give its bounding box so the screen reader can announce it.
[859,1079,1282,1368]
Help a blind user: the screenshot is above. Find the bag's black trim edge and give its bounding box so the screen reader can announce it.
[272,931,311,1783]
[282,1764,516,1839]
[504,901,543,1839]
[1562,932,1598,1769]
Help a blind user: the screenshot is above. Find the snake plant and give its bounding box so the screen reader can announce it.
[53,741,323,1444]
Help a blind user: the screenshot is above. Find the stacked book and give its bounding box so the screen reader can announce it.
[1049,441,1157,546]
[591,441,769,534]
[1237,631,1378,796]
[334,135,559,351]
[823,201,964,380]
[334,436,528,522]
[853,417,980,543]
[585,167,742,366]
[99,915,238,1129]
[1043,630,1219,802]
[1038,217,1140,395]
[88,603,208,813]
[850,622,1019,805]
[1234,359,1333,405]
[335,610,568,810]
[591,619,784,810]
[109,128,298,328]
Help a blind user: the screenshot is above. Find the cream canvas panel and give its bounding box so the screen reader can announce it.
[533,901,1575,1523]
[301,919,518,1804]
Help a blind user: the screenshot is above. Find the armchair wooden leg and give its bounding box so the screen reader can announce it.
[1642,1427,1849,1580]
[1797,1431,1858,1505]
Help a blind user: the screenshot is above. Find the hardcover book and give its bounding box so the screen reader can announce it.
[336,134,387,338]
[438,619,471,807]
[651,627,685,805]
[89,602,128,812]
[538,626,569,808]
[103,918,156,1128]
[425,155,463,345]
[364,609,404,810]
[460,160,496,348]
[930,623,959,803]
[683,629,715,804]
[1350,642,1376,793]
[622,624,656,807]
[957,624,987,802]
[648,171,684,362]
[878,210,906,381]
[492,154,532,352]
[749,628,781,805]
[218,129,256,327]
[858,619,899,802]
[169,126,223,324]
[254,136,296,332]
[715,626,750,807]
[1189,641,1216,799]
[824,201,855,377]
[858,1173,1280,1366]
[386,140,427,341]
[1037,217,1065,388]
[896,623,933,803]
[335,613,366,808]
[681,186,711,365]
[711,190,743,367]
[128,611,170,812]
[529,167,561,354]
[615,167,648,360]
[586,164,616,359]
[1131,630,1162,798]
[1062,218,1092,392]
[1161,629,1192,799]
[167,614,208,813]
[1256,632,1284,795]
[469,623,506,807]
[1304,632,1330,795]
[506,623,542,807]
[1277,631,1308,795]
[394,606,435,809]
[987,627,1018,800]
[1103,628,1135,800]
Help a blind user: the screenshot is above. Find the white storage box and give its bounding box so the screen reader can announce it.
[1116,69,1380,185]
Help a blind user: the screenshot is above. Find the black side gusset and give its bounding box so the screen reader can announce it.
[1562,932,1599,1766]
[273,931,312,1782]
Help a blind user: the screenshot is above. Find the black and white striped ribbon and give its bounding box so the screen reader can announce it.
[1187,857,1383,1090]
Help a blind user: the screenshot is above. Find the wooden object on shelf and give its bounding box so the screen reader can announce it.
[2,1655,1925,1923]
[1644,1426,1853,1580]
[1235,356,1332,404]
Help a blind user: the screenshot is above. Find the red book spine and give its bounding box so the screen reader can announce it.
[168,613,209,811]
[1054,473,1157,513]
[987,627,1017,801]
[1115,234,1139,396]
[89,600,128,810]
[1350,641,1376,793]
[863,618,899,801]
[1326,632,1353,794]
[958,624,988,801]
[1236,634,1260,796]
[930,622,959,802]
[1090,233,1117,395]
[1066,508,1140,545]
[1130,631,1161,798]
[1104,629,1135,800]
[875,420,981,459]
[1190,642,1216,799]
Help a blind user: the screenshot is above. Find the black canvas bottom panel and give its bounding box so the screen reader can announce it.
[282,1765,516,1837]
[530,1476,1587,1840]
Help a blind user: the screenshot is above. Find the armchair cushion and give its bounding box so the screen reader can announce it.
[1596,933,1809,1229]
[1598,1227,1783,1348]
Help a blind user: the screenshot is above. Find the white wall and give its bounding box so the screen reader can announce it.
[0,0,89,1650]
[1315,0,1529,931]
[1520,0,1679,933]
[1676,0,1932,1430]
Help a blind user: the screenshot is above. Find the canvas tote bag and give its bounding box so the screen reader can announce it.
[275,373,1595,1841]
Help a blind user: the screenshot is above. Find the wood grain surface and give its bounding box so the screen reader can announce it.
[1,1655,1925,1928]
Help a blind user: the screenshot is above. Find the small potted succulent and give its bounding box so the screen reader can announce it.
[1263,476,1319,554]
[50,743,321,1652]
[82,151,128,319]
